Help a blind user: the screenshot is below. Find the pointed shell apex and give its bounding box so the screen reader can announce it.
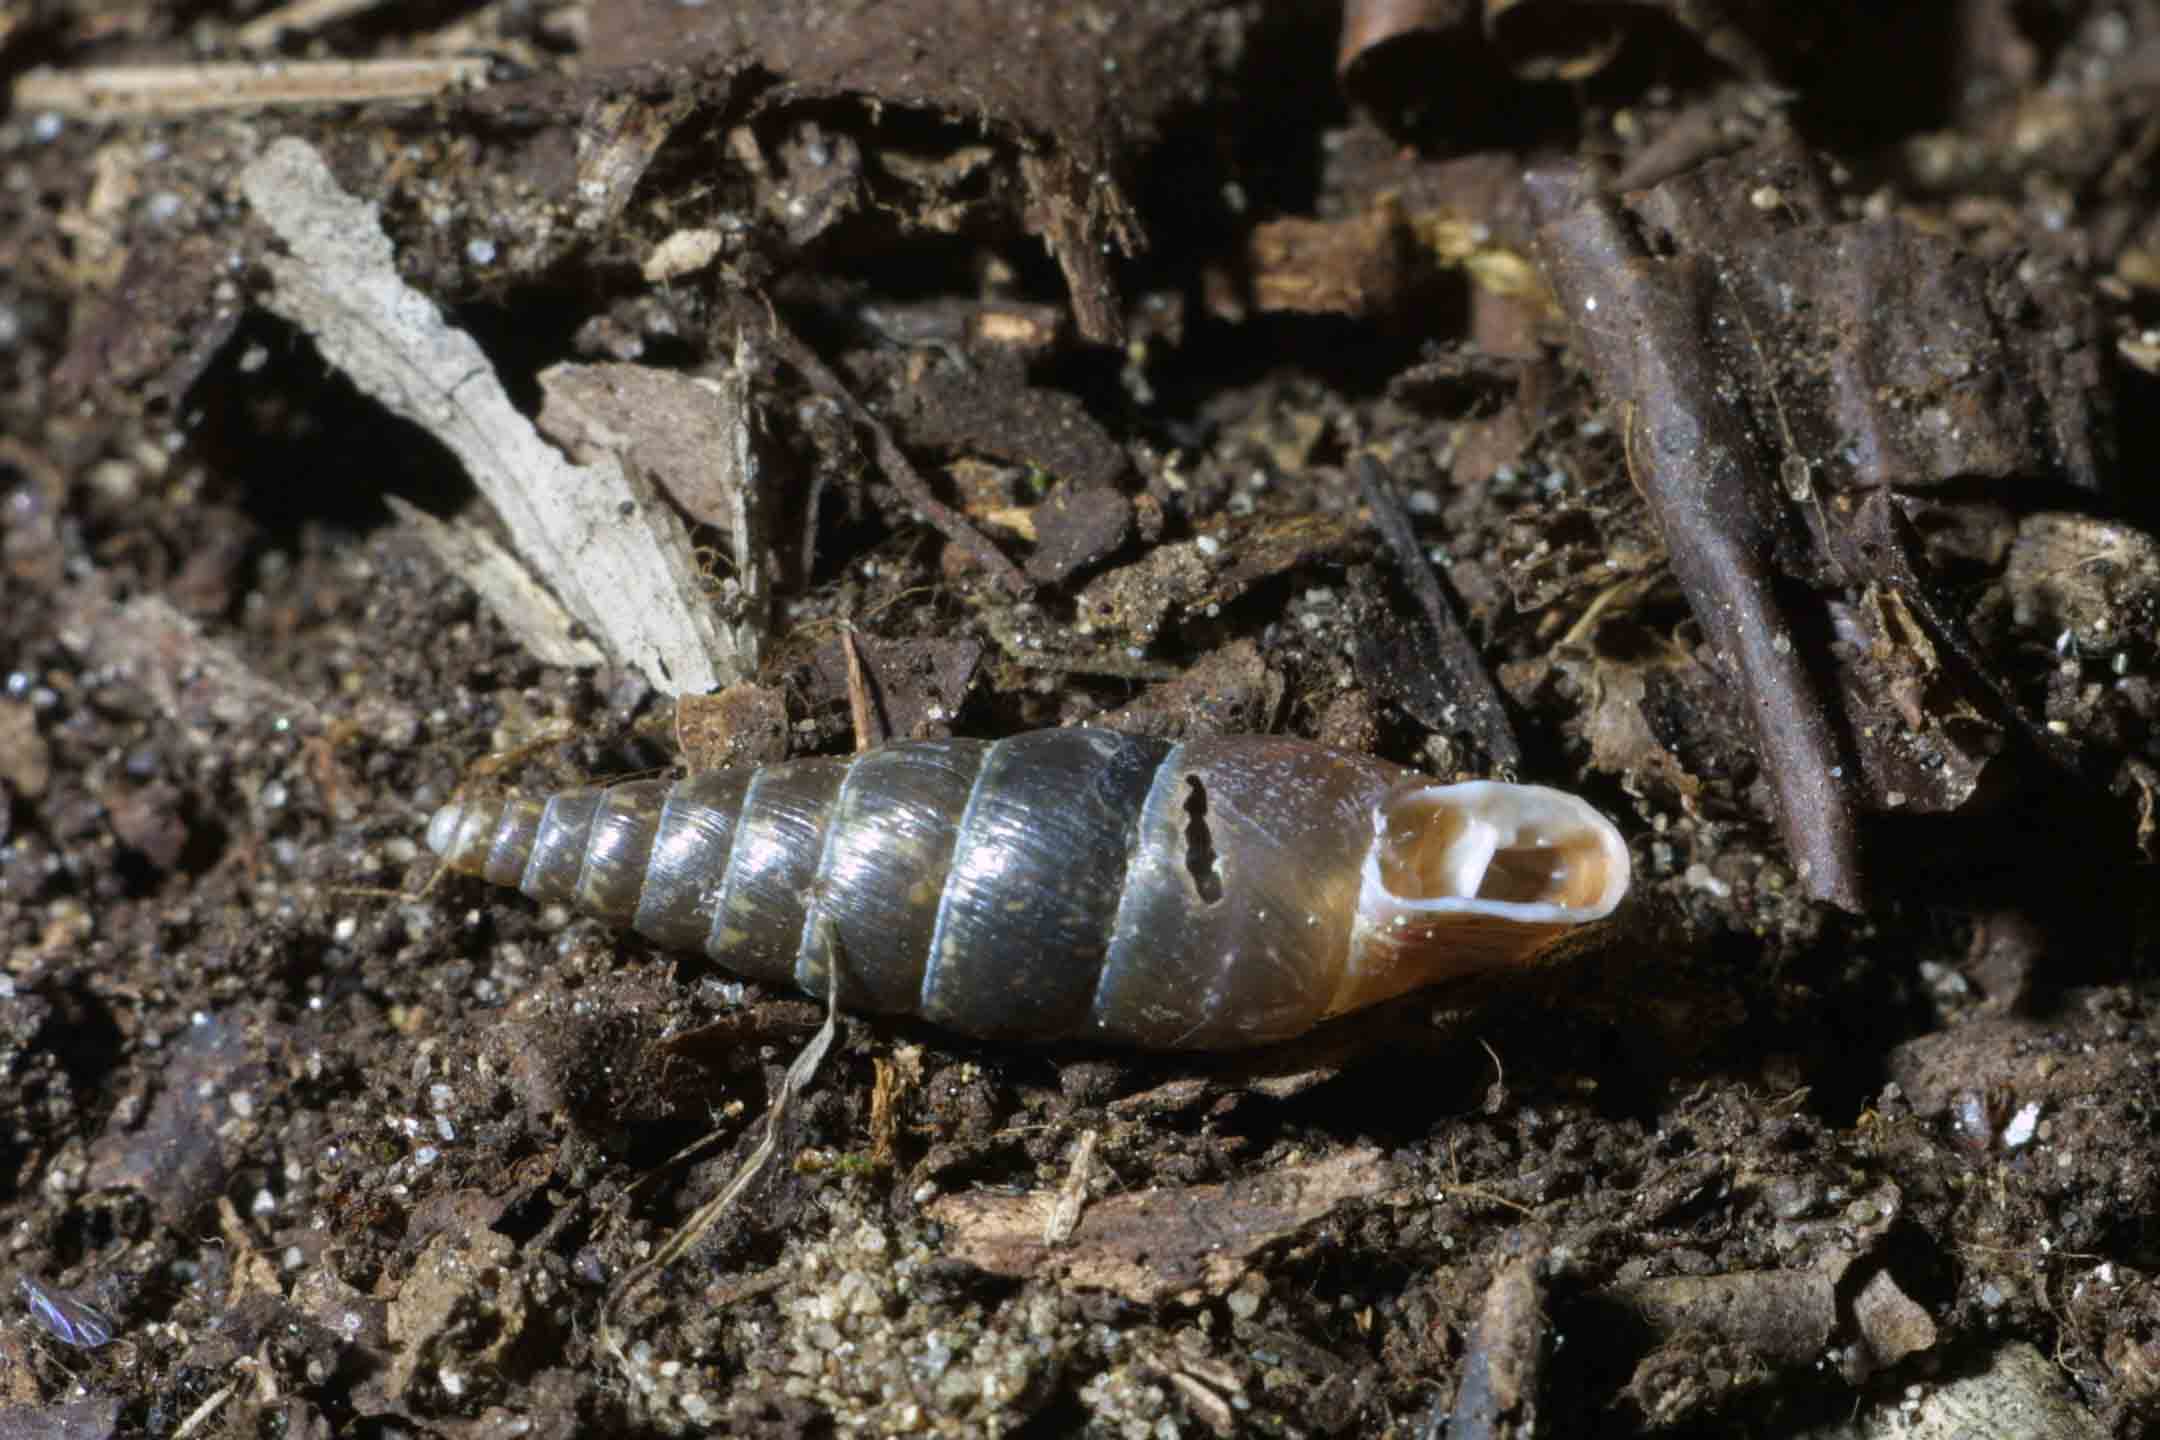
[425,803,462,857]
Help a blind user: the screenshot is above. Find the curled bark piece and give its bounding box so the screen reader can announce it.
[1340,0,1781,104]
[1338,0,1477,76]
[588,0,1216,345]
[1529,165,1868,909]
[1483,0,1626,81]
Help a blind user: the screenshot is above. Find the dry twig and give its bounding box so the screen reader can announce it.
[1529,167,1867,908]
[234,0,390,49]
[16,57,486,117]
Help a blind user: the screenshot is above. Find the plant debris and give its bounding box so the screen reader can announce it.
[929,1147,1388,1306]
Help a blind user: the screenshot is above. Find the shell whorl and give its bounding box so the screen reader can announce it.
[425,730,1632,1050]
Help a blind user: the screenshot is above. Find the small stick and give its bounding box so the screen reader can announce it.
[15,57,487,117]
[840,626,888,751]
[169,1383,238,1440]
[1437,1237,1550,1440]
[1043,1130,1101,1246]
[1353,453,1523,772]
[733,294,1030,597]
[1529,168,1868,910]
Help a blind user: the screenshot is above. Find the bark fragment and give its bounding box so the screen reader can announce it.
[738,295,1030,596]
[929,1147,1387,1306]
[1445,1237,1550,1440]
[536,359,769,678]
[795,634,982,745]
[1096,639,1284,740]
[1353,454,1523,771]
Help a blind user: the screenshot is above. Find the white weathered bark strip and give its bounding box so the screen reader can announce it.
[238,137,737,694]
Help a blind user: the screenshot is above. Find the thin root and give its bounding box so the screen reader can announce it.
[599,919,845,1372]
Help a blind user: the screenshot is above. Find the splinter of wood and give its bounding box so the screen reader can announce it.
[733,294,1031,598]
[1352,453,1523,773]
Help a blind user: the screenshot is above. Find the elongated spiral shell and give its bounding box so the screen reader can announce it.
[425,729,1630,1050]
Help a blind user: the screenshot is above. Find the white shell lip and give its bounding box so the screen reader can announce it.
[1358,780,1630,924]
[425,803,463,857]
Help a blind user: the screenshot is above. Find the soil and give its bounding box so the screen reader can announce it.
[3,2,2160,1437]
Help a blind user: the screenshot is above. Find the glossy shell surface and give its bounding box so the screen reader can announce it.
[427,729,1629,1050]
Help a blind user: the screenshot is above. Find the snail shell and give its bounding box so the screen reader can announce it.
[425,729,1629,1050]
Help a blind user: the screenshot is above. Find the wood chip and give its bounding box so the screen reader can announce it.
[929,1146,1386,1305]
[386,498,601,671]
[536,358,767,679]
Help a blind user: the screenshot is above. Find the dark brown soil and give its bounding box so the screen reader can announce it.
[4,2,2160,1436]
